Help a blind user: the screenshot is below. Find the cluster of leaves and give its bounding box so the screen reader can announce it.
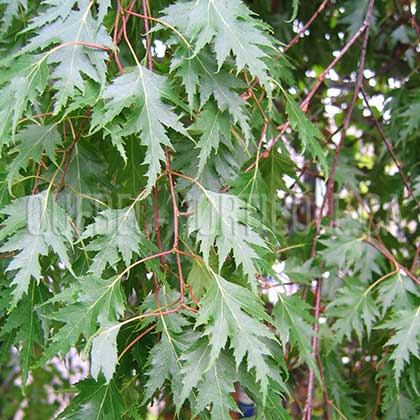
[0,0,419,419]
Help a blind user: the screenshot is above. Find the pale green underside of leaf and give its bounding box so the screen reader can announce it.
[189,189,268,290]
[272,294,318,374]
[162,0,273,88]
[0,54,49,142]
[92,65,188,195]
[381,306,420,384]
[41,275,125,382]
[0,0,27,31]
[81,207,144,275]
[7,123,61,188]
[327,279,380,343]
[22,2,113,112]
[57,377,126,419]
[181,340,237,419]
[196,273,275,397]
[0,191,73,306]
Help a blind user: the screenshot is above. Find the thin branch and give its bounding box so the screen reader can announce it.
[113,1,124,73]
[241,0,330,98]
[283,0,330,53]
[373,376,383,419]
[165,147,186,303]
[411,244,420,273]
[32,160,43,195]
[247,0,378,174]
[303,1,375,418]
[364,238,420,286]
[118,323,157,361]
[325,21,372,219]
[139,2,186,305]
[360,88,420,212]
[142,0,153,69]
[116,0,137,43]
[54,116,89,197]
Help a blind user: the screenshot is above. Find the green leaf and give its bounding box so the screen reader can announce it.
[7,124,61,188]
[285,93,328,176]
[162,0,273,88]
[178,338,213,406]
[144,328,198,406]
[57,377,126,419]
[0,0,27,31]
[0,191,73,306]
[323,351,360,419]
[0,55,49,142]
[378,271,420,314]
[189,189,268,289]
[320,234,381,281]
[272,294,317,371]
[340,0,373,40]
[41,274,125,381]
[287,0,300,22]
[93,66,188,194]
[196,274,275,396]
[187,259,213,300]
[381,306,420,384]
[181,339,237,419]
[81,207,145,275]
[23,3,113,112]
[0,281,49,385]
[91,323,121,382]
[321,236,365,268]
[172,51,250,137]
[55,143,106,221]
[194,355,237,420]
[144,333,181,403]
[25,0,77,31]
[192,103,231,176]
[327,278,380,342]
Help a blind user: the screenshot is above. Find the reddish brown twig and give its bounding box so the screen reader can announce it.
[132,249,173,267]
[241,1,330,99]
[142,0,153,69]
[411,244,420,273]
[283,0,330,54]
[0,252,16,259]
[138,0,165,269]
[303,2,375,418]
[54,117,89,197]
[360,88,420,212]
[113,1,124,73]
[372,376,383,419]
[118,323,157,361]
[116,0,137,44]
[176,249,204,263]
[363,238,420,286]
[55,41,111,51]
[138,0,168,303]
[325,27,372,218]
[165,147,186,303]
[137,1,187,305]
[32,160,44,195]
[247,0,377,175]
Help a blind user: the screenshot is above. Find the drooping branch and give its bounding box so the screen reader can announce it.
[360,88,420,212]
[246,0,379,174]
[303,1,376,418]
